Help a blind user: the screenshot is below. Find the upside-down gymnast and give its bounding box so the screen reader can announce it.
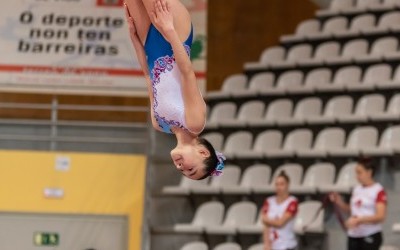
[124,0,225,179]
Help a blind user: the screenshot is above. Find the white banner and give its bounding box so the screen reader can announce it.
[0,0,207,96]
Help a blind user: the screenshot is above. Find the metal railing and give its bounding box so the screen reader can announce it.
[0,96,149,153]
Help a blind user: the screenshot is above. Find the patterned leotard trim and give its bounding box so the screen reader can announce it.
[144,24,194,134]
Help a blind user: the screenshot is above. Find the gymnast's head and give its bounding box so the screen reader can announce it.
[170,137,225,180]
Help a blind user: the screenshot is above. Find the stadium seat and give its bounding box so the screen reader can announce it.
[272,44,313,68]
[162,177,209,195]
[202,132,224,151]
[253,163,304,194]
[347,64,392,91]
[380,246,400,250]
[206,74,247,99]
[363,125,400,156]
[377,65,400,89]
[291,162,336,194]
[180,242,209,250]
[174,201,225,234]
[297,127,346,158]
[288,68,332,94]
[309,17,348,39]
[343,0,381,14]
[191,165,241,195]
[326,39,369,65]
[222,164,272,195]
[248,99,293,126]
[329,126,379,157]
[219,101,265,127]
[222,131,253,158]
[338,94,386,123]
[206,102,237,129]
[317,0,354,17]
[299,41,340,66]
[260,70,303,95]
[392,223,400,233]
[267,129,313,158]
[294,201,325,234]
[357,37,398,63]
[277,97,322,126]
[384,0,400,8]
[364,11,400,34]
[236,130,283,158]
[319,162,359,194]
[317,66,362,92]
[247,243,264,250]
[244,46,286,70]
[206,201,257,235]
[214,243,242,250]
[371,94,400,121]
[308,95,354,124]
[232,72,275,97]
[238,211,263,234]
[281,19,321,43]
[335,14,376,38]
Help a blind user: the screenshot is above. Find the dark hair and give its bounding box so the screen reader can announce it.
[357,157,376,176]
[277,170,290,183]
[196,137,218,180]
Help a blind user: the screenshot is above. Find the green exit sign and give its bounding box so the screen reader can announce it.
[33,232,59,246]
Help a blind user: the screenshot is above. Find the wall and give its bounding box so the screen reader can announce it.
[0,150,146,250]
[207,0,318,90]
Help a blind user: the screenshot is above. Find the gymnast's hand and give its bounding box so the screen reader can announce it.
[150,0,175,40]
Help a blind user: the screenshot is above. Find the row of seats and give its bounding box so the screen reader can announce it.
[181,241,400,250]
[317,0,400,17]
[181,242,264,250]
[168,200,324,235]
[244,37,400,70]
[205,126,400,159]
[163,162,358,196]
[213,65,400,99]
[207,95,400,128]
[282,12,400,43]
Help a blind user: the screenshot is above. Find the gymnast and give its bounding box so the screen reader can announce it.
[124,0,225,179]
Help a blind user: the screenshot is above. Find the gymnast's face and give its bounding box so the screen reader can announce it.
[170,144,210,180]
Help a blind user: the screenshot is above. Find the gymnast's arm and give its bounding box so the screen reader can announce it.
[124,4,162,132]
[151,0,206,134]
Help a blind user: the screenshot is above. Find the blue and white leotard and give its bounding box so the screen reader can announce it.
[144,24,194,134]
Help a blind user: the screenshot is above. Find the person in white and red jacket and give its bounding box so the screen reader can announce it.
[262,170,298,250]
[330,158,387,250]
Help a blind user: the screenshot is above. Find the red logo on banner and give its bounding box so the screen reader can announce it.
[96,0,123,7]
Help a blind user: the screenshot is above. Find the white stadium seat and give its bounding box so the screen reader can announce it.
[174,201,225,234]
[222,131,253,158]
[214,243,242,250]
[291,162,336,194]
[206,201,257,235]
[206,74,247,99]
[294,201,325,234]
[222,164,271,195]
[191,165,241,195]
[181,242,209,250]
[253,163,304,194]
[329,126,379,157]
[297,127,346,158]
[338,94,386,123]
[248,99,293,126]
[308,95,353,124]
[319,162,359,194]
